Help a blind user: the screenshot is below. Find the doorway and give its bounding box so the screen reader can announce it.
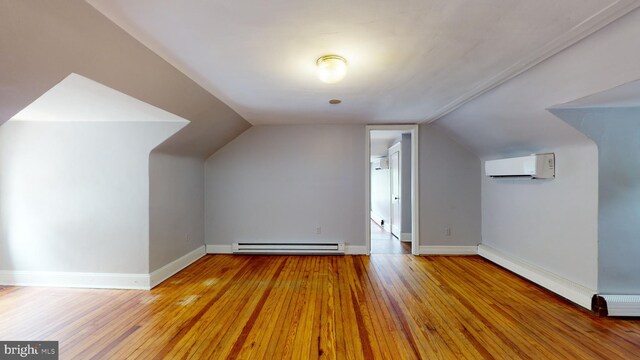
[366,125,419,255]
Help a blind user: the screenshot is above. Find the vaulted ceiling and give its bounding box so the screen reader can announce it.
[88,0,638,125]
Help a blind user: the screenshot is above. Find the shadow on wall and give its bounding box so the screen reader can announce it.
[148,151,205,273]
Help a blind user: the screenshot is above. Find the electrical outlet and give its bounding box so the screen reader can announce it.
[316,227,322,235]
[445,227,451,236]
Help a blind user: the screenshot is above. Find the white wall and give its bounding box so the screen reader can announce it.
[149,152,205,272]
[419,124,481,247]
[205,123,482,251]
[205,125,365,247]
[370,164,390,226]
[0,121,182,274]
[556,107,640,294]
[480,145,598,290]
[436,8,640,291]
[370,138,396,158]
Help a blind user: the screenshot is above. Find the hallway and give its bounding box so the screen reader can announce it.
[370,220,411,254]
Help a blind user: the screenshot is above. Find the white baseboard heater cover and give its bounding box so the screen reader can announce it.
[232,243,345,254]
[598,295,640,317]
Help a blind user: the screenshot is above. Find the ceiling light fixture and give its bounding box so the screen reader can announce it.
[316,55,347,84]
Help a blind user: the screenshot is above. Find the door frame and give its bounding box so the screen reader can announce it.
[365,124,420,255]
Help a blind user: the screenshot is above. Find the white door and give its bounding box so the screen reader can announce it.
[389,143,401,238]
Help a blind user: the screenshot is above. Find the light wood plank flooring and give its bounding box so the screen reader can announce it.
[1,255,639,359]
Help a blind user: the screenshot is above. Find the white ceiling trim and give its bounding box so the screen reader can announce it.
[427,0,640,123]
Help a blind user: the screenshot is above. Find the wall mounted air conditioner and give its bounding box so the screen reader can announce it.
[485,153,555,179]
[372,157,389,170]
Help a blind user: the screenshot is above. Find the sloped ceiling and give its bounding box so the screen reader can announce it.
[88,0,639,125]
[434,7,640,159]
[0,0,250,158]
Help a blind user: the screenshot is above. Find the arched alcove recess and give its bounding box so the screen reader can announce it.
[0,74,188,288]
[551,79,640,301]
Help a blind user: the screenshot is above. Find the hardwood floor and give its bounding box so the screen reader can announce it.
[1,255,639,359]
[370,220,411,254]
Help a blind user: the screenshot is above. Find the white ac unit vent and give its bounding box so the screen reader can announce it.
[232,243,345,255]
[372,158,389,170]
[485,153,555,179]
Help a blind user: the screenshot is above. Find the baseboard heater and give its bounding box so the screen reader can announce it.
[593,294,640,317]
[232,243,345,254]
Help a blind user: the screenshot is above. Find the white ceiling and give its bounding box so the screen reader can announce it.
[88,0,628,125]
[11,73,189,124]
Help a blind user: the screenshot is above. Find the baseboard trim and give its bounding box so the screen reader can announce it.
[206,244,233,254]
[419,245,478,255]
[597,295,640,317]
[0,270,150,290]
[0,246,207,290]
[478,244,595,309]
[400,233,412,242]
[149,245,206,288]
[345,245,368,255]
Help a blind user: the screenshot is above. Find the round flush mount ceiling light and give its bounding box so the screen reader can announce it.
[316,55,347,84]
